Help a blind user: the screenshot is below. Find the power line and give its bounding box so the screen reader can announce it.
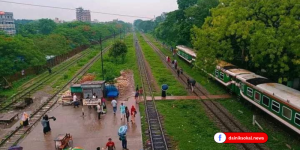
[0,0,153,19]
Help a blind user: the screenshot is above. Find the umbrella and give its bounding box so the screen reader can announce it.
[118,125,128,135]
[161,84,168,91]
[8,146,23,150]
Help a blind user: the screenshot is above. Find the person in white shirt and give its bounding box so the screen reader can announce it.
[73,94,79,108]
[111,99,117,115]
[97,103,101,120]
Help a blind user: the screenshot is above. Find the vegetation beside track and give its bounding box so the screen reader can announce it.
[144,34,226,95]
[88,33,141,86]
[219,99,300,150]
[156,100,235,150]
[136,33,187,96]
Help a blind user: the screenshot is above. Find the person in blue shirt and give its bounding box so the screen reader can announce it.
[120,103,126,120]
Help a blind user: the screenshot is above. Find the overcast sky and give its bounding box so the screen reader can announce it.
[0,0,178,23]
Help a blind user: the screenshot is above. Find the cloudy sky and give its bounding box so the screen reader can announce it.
[0,0,178,23]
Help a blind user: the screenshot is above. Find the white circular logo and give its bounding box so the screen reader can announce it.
[214,132,226,143]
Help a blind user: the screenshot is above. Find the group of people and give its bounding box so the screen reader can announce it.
[120,102,137,124]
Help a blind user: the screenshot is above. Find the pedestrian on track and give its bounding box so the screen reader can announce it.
[120,103,126,120]
[105,138,116,150]
[172,60,175,68]
[175,62,178,69]
[180,68,183,74]
[177,69,180,77]
[97,103,101,120]
[190,79,196,92]
[131,105,137,124]
[111,99,117,115]
[125,107,130,123]
[187,77,191,89]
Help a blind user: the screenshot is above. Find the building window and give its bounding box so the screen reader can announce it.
[295,113,300,126]
[247,87,253,97]
[272,101,280,113]
[215,70,219,77]
[262,96,270,107]
[220,72,224,80]
[282,107,292,120]
[254,92,261,103]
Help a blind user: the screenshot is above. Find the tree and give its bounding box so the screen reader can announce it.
[177,0,198,9]
[192,0,300,82]
[38,19,57,35]
[109,41,128,63]
[34,34,70,56]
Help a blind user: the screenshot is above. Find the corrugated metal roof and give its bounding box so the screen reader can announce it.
[237,74,266,82]
[257,83,300,110]
[176,45,197,57]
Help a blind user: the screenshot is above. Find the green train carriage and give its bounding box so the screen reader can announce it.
[176,45,196,64]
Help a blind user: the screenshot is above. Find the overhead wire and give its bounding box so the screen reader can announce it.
[0,0,153,19]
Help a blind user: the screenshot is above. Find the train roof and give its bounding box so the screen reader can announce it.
[176,45,197,57]
[217,61,254,76]
[257,83,300,110]
[236,74,268,84]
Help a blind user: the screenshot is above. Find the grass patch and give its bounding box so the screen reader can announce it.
[139,103,147,145]
[156,100,235,150]
[136,33,187,96]
[218,99,300,150]
[145,34,226,95]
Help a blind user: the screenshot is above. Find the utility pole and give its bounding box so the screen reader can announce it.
[119,29,121,40]
[100,36,104,80]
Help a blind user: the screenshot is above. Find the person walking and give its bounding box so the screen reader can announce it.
[73,94,79,108]
[180,68,183,74]
[135,85,139,92]
[101,97,106,114]
[190,79,196,92]
[97,103,101,120]
[139,87,143,96]
[120,103,126,120]
[134,90,139,104]
[175,62,178,69]
[125,107,130,123]
[187,78,191,89]
[119,134,128,150]
[111,99,117,115]
[41,116,48,135]
[172,60,175,68]
[105,138,116,150]
[177,69,180,77]
[131,105,137,124]
[21,112,29,127]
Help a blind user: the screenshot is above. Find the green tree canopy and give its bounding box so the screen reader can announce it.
[109,40,128,63]
[192,0,300,82]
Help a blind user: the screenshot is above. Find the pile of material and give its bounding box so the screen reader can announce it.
[80,74,95,83]
[58,90,72,104]
[114,70,130,96]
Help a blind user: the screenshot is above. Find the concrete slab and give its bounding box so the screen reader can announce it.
[19,97,143,150]
[146,94,232,101]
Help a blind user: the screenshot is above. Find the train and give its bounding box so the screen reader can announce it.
[176,45,300,134]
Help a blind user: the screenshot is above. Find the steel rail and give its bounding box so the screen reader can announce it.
[0,36,113,112]
[0,46,111,150]
[134,32,168,150]
[141,33,265,150]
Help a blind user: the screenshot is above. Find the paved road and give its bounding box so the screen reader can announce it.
[19,96,143,150]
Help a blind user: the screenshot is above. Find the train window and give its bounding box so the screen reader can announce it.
[220,72,224,80]
[295,113,300,126]
[247,87,253,97]
[254,92,261,103]
[272,101,280,113]
[215,70,219,76]
[282,107,292,120]
[262,96,270,107]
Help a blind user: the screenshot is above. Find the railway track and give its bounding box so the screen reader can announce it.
[134,33,169,150]
[0,37,112,112]
[141,33,266,150]
[0,46,111,150]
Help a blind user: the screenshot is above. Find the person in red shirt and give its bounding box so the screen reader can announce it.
[106,138,116,150]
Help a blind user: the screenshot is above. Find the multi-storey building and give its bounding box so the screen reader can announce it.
[0,11,16,35]
[76,7,91,22]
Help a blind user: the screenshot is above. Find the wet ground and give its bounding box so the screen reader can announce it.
[19,96,142,150]
[19,70,142,150]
